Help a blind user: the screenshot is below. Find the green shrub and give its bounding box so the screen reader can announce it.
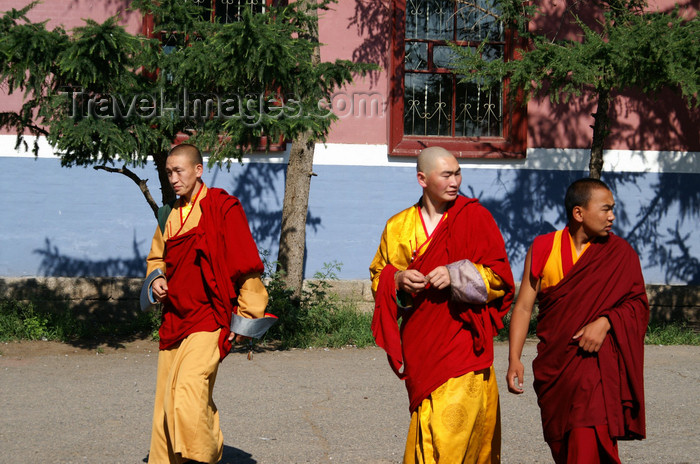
[0,299,84,342]
[0,297,161,343]
[645,321,700,346]
[262,261,374,349]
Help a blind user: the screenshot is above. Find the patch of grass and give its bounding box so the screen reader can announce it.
[645,321,700,346]
[0,299,85,342]
[262,261,374,349]
[1,262,372,349]
[0,297,160,343]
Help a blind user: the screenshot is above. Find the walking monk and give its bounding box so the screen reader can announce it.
[370,146,514,463]
[507,178,649,463]
[144,144,269,464]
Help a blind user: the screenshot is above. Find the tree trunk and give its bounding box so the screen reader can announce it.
[276,0,320,300]
[278,130,316,300]
[153,149,176,206]
[589,88,610,180]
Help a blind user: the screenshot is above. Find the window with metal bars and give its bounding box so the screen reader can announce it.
[191,0,267,24]
[157,0,269,53]
[389,0,526,158]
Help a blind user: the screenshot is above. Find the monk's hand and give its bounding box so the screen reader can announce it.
[573,316,611,353]
[425,266,451,290]
[230,333,250,344]
[395,269,428,293]
[151,277,168,302]
[506,359,525,394]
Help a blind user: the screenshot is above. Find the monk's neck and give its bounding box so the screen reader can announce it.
[568,224,594,254]
[420,196,449,234]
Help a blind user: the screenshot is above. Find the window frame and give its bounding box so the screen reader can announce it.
[389,0,527,159]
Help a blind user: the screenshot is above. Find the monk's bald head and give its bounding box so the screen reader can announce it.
[417,146,456,174]
[168,143,203,166]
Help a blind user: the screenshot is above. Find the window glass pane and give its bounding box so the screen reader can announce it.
[456,0,503,42]
[455,77,502,137]
[404,73,453,136]
[405,0,454,40]
[405,42,428,70]
[433,45,463,69]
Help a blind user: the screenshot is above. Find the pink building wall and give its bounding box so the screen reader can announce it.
[318,0,390,145]
[524,0,699,151]
[1,0,697,151]
[10,0,140,31]
[320,0,698,151]
[0,0,141,134]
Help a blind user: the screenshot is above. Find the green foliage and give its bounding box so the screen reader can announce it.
[451,0,698,178]
[0,299,83,342]
[0,298,161,343]
[451,1,699,107]
[263,261,374,349]
[645,321,700,346]
[0,1,376,173]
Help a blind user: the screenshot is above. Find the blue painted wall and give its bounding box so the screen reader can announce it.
[1,156,698,285]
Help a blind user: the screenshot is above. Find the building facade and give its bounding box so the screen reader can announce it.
[1,0,698,286]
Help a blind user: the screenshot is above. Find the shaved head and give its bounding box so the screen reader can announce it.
[565,178,611,221]
[168,143,203,166]
[417,146,455,174]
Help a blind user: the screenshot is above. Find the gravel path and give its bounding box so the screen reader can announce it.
[0,340,697,464]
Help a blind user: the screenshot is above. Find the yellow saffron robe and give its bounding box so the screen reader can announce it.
[146,184,268,464]
[370,203,508,464]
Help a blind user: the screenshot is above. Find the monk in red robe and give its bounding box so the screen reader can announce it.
[507,178,649,464]
[145,144,269,464]
[370,147,514,463]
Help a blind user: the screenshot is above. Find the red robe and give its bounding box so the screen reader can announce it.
[373,196,514,412]
[531,232,649,443]
[161,188,264,360]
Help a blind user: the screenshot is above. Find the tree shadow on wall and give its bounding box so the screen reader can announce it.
[68,0,137,17]
[0,234,155,349]
[226,162,286,251]
[613,88,700,152]
[620,171,700,285]
[349,0,391,87]
[473,170,580,268]
[224,162,322,275]
[479,169,700,286]
[34,234,147,277]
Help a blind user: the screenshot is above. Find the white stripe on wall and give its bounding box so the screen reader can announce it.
[1,135,697,173]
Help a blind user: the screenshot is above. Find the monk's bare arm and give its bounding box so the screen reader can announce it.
[507,246,538,394]
[151,278,168,301]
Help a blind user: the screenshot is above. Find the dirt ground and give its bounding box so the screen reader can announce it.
[0,340,698,464]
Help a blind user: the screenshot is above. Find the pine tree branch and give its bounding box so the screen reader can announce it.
[455,1,500,20]
[93,164,159,218]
